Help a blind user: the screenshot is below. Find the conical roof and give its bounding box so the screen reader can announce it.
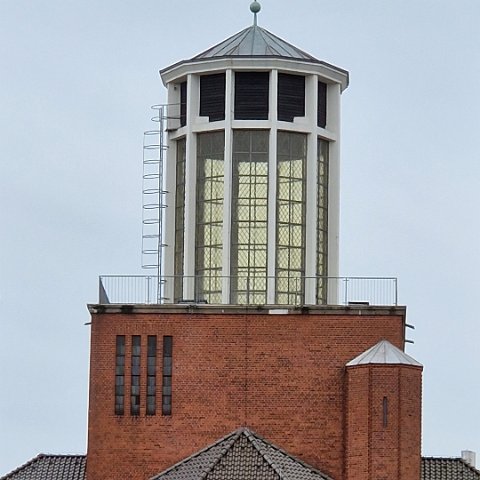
[192,25,319,62]
[160,23,349,89]
[150,427,333,480]
[346,340,422,367]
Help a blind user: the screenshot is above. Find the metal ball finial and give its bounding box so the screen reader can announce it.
[250,1,261,25]
[250,1,261,14]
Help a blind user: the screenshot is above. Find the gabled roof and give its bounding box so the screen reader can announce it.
[192,25,319,62]
[0,455,86,480]
[422,457,480,480]
[346,339,422,367]
[150,427,333,480]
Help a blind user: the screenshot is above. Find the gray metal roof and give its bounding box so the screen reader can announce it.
[150,427,334,480]
[192,25,319,62]
[422,458,480,480]
[346,339,422,367]
[0,455,86,480]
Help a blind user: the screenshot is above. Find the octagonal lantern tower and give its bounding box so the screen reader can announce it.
[160,3,349,305]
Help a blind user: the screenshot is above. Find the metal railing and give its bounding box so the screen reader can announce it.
[98,275,398,306]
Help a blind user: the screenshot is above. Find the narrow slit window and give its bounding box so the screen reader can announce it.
[115,336,125,415]
[146,336,157,415]
[383,396,388,427]
[318,81,327,128]
[131,335,141,416]
[180,81,187,127]
[162,336,173,416]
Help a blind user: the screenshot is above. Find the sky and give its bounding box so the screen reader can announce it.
[1,0,480,475]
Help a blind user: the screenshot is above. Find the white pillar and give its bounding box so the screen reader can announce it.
[221,69,234,303]
[267,69,278,304]
[327,83,341,304]
[304,75,318,305]
[183,74,198,300]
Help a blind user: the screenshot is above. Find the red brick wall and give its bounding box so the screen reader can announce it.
[345,365,422,480]
[86,307,406,480]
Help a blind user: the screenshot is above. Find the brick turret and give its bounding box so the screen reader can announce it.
[345,340,423,480]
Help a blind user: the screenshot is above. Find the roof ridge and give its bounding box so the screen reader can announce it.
[0,454,45,480]
[199,429,243,480]
[246,429,334,480]
[244,430,284,480]
[0,454,85,480]
[149,429,242,480]
[193,27,250,59]
[258,26,318,61]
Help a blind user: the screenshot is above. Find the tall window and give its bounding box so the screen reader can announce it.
[196,131,225,303]
[174,138,186,301]
[146,336,157,415]
[200,73,226,122]
[180,81,187,127]
[234,72,269,120]
[318,82,327,128]
[317,139,329,304]
[115,336,125,415]
[130,336,141,415]
[162,336,173,416]
[278,73,305,122]
[276,132,307,304]
[231,130,269,304]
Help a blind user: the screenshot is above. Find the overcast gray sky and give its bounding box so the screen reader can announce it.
[1,0,480,475]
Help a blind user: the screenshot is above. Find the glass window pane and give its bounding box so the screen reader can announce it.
[196,131,225,304]
[275,132,307,304]
[231,130,269,305]
[317,139,329,303]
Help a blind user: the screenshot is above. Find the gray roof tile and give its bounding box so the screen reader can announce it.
[0,455,86,480]
[422,457,480,480]
[150,428,333,480]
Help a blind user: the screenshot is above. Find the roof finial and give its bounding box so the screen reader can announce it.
[250,1,261,26]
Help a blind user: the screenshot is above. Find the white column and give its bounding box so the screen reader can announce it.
[162,83,177,303]
[327,83,341,304]
[267,69,278,304]
[304,75,318,305]
[183,74,198,300]
[221,69,233,303]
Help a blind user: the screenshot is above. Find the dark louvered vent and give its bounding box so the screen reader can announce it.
[200,73,225,122]
[234,72,269,120]
[180,81,187,127]
[318,81,327,128]
[278,73,305,122]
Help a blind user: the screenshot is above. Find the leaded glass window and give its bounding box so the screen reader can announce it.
[130,335,141,416]
[317,139,329,304]
[146,336,157,415]
[231,130,269,304]
[276,132,307,304]
[174,139,186,301]
[114,335,125,416]
[195,131,225,303]
[162,336,172,416]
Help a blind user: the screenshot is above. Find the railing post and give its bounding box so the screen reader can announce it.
[344,277,349,305]
[394,278,398,306]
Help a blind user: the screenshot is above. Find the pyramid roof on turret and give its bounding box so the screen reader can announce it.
[346,340,422,367]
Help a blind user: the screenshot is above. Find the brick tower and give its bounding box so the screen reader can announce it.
[86,4,422,480]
